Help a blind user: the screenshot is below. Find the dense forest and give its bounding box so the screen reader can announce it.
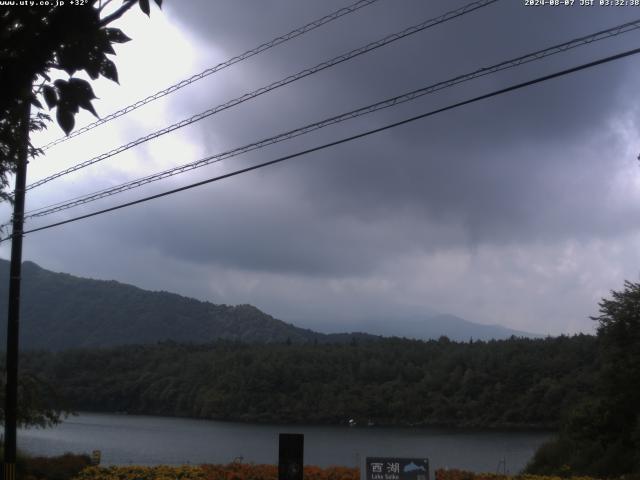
[21,335,597,429]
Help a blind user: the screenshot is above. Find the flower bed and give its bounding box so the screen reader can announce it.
[434,468,601,480]
[70,465,613,480]
[73,464,359,480]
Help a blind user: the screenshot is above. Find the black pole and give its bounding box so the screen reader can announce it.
[3,91,31,480]
[278,433,304,480]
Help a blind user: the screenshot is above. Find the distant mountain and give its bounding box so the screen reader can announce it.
[304,313,541,342]
[0,260,375,350]
[0,259,536,351]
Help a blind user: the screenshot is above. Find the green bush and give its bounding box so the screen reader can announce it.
[525,437,576,477]
[17,452,92,480]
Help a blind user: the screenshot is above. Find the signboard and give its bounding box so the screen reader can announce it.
[365,457,429,480]
[90,450,101,466]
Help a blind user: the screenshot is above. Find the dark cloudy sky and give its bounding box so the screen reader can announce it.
[3,0,640,335]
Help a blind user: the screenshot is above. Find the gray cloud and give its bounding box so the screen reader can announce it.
[161,0,640,248]
[6,0,640,335]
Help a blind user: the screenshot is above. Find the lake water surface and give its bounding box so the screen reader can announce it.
[18,413,551,474]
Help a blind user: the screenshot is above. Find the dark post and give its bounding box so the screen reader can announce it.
[3,90,31,480]
[278,433,304,480]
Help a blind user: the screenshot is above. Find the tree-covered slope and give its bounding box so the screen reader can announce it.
[0,259,532,350]
[0,260,326,350]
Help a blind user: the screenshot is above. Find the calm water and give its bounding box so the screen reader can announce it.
[18,413,551,474]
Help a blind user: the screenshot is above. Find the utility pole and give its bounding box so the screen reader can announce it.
[3,87,32,480]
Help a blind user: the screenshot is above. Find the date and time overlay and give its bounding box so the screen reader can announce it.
[526,0,640,6]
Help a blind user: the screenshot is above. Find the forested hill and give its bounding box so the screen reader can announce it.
[21,335,598,428]
[0,260,374,350]
[0,259,532,350]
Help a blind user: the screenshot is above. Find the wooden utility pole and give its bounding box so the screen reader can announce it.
[3,88,31,480]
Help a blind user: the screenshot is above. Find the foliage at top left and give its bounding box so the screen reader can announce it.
[0,0,161,200]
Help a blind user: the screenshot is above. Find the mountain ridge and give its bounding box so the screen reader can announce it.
[0,259,536,350]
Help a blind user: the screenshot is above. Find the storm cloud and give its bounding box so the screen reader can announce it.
[5,0,640,335]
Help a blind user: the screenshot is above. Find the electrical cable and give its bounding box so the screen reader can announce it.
[38,0,382,151]
[22,18,640,220]
[5,45,638,242]
[25,0,498,191]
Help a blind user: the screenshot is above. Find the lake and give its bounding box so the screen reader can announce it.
[18,413,551,474]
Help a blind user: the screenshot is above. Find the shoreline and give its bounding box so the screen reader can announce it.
[61,410,558,433]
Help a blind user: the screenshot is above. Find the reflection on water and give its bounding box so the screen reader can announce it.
[19,413,551,473]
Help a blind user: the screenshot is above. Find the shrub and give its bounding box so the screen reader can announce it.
[19,453,92,480]
[72,464,359,480]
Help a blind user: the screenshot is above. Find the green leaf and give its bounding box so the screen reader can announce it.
[63,78,99,118]
[65,100,80,115]
[30,97,43,109]
[56,108,75,136]
[97,35,116,55]
[69,78,97,100]
[139,0,150,16]
[79,98,98,118]
[105,28,132,44]
[85,61,101,80]
[57,42,86,76]
[42,85,58,110]
[99,58,119,83]
[154,0,162,6]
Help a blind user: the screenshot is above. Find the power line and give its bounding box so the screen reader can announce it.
[23,18,640,220]
[25,0,498,192]
[7,45,640,242]
[38,0,382,151]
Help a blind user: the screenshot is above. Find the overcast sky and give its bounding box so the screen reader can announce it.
[3,0,640,335]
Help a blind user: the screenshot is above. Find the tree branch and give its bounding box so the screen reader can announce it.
[98,0,116,13]
[99,0,137,26]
